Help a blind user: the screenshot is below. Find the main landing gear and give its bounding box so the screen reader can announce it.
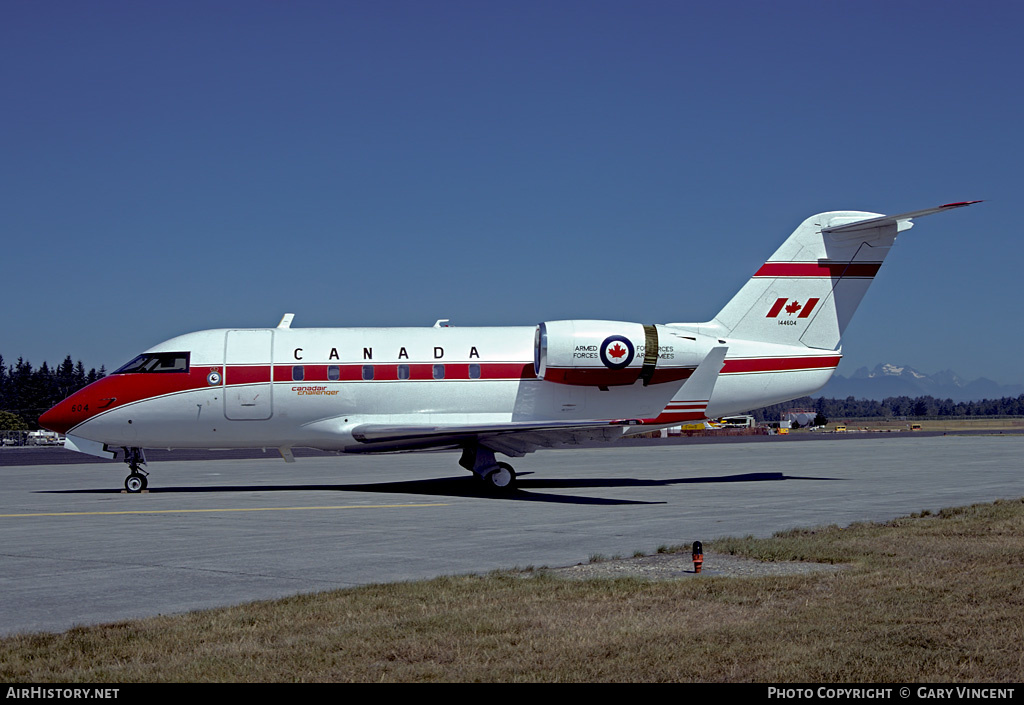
[460,445,517,493]
[122,446,149,493]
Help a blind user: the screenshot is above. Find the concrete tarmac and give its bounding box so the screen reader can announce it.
[1,434,1022,636]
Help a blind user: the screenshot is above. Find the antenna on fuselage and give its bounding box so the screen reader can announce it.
[277,313,295,329]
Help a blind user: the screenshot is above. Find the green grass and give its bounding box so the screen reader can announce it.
[2,498,1023,682]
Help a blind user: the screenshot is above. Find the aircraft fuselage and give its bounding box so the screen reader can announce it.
[42,324,837,451]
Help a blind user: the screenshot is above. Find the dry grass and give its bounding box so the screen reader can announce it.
[2,499,1023,682]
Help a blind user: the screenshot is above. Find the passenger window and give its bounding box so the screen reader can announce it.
[469,364,481,379]
[398,364,410,380]
[433,364,445,380]
[362,365,374,381]
[292,366,304,381]
[328,365,340,381]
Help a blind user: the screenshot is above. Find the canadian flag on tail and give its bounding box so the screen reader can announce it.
[766,297,820,319]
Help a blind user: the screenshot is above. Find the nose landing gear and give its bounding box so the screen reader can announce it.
[122,447,149,493]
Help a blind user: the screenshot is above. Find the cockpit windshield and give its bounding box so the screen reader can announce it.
[114,352,191,374]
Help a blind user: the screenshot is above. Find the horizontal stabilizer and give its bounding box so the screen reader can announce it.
[822,201,980,235]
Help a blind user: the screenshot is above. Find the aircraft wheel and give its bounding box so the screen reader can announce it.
[484,462,517,492]
[125,473,147,493]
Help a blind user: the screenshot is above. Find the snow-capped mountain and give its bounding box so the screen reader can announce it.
[815,364,1024,401]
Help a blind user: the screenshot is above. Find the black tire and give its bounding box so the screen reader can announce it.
[125,474,146,493]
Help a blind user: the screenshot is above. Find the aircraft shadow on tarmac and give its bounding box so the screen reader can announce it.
[41,471,843,506]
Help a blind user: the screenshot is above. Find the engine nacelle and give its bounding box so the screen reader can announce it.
[534,320,712,387]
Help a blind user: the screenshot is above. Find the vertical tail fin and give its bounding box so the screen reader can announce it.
[693,202,978,351]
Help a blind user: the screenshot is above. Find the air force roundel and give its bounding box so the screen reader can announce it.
[599,335,635,370]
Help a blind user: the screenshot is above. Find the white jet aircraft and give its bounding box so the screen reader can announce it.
[40,202,978,492]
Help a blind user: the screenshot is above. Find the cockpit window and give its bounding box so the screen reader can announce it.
[114,352,191,374]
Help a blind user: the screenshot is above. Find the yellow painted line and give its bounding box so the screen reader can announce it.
[0,503,450,518]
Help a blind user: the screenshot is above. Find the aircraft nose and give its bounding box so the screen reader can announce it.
[39,376,122,436]
[39,399,75,435]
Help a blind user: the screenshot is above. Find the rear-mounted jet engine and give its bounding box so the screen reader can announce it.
[534,320,716,388]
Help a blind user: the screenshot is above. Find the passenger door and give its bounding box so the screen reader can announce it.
[224,330,274,420]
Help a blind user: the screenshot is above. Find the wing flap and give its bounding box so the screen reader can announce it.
[347,419,632,455]
[346,345,731,454]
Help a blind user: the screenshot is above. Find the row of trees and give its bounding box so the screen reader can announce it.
[751,394,1024,423]
[0,354,106,428]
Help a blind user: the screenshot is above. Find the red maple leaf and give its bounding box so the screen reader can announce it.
[784,300,802,315]
[607,343,627,359]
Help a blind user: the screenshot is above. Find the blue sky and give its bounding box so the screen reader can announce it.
[4,1,1022,384]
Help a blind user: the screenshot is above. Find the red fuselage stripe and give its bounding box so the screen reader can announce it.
[41,356,839,435]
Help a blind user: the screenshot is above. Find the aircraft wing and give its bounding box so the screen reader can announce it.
[346,419,634,457]
[342,345,729,457]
